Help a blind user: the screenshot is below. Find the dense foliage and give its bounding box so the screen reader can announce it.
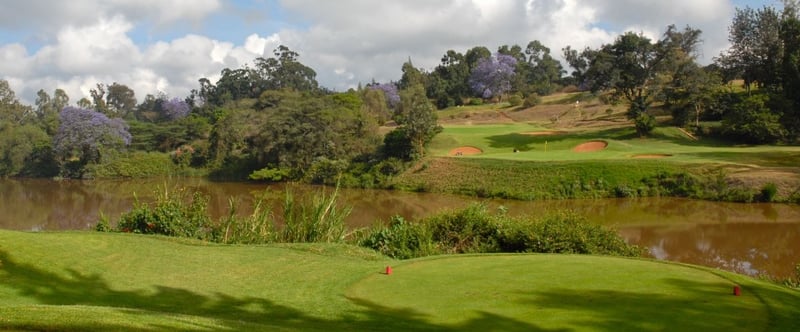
[358,204,641,259]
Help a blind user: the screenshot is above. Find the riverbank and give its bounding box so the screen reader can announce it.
[1,230,798,331]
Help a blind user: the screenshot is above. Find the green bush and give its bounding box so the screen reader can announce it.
[358,216,436,259]
[115,187,216,240]
[425,204,500,254]
[508,94,523,107]
[523,94,541,108]
[523,211,640,256]
[358,205,641,259]
[760,183,778,202]
[89,152,178,178]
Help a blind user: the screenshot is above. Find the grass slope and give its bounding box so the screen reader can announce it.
[1,230,798,331]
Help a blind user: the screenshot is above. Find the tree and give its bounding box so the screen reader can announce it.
[0,124,55,177]
[573,25,704,136]
[428,50,471,108]
[254,45,319,92]
[369,82,400,109]
[395,84,441,158]
[34,88,68,135]
[162,97,191,121]
[468,53,517,100]
[53,106,131,175]
[716,6,782,92]
[106,83,137,118]
[0,80,33,125]
[525,40,565,95]
[780,1,800,139]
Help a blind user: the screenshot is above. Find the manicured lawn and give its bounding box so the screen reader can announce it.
[1,230,798,331]
[429,123,800,167]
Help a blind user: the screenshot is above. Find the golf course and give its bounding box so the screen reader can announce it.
[1,230,799,331]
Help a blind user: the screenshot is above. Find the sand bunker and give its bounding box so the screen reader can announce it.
[573,140,608,152]
[632,154,673,159]
[522,130,567,136]
[449,146,483,156]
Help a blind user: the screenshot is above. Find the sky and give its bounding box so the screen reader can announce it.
[0,0,779,104]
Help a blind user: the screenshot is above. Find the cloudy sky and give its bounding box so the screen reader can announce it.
[0,0,776,104]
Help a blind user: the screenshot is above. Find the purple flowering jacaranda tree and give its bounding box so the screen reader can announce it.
[54,106,131,163]
[468,53,517,100]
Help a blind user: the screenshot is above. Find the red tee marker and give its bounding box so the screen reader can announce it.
[385,266,393,275]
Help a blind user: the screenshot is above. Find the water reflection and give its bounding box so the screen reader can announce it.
[1,178,798,279]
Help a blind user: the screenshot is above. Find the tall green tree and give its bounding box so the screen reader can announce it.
[572,25,704,136]
[395,84,441,158]
[254,45,319,92]
[716,6,782,92]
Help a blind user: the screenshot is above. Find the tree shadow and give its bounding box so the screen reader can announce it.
[517,277,768,331]
[0,250,562,331]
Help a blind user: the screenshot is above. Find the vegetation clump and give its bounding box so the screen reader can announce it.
[358,204,641,259]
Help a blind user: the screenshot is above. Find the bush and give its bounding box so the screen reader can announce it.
[523,212,640,256]
[115,187,216,240]
[89,152,178,178]
[508,94,523,107]
[358,205,641,259]
[358,216,436,259]
[523,94,541,108]
[760,183,778,202]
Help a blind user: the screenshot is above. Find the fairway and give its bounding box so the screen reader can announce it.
[430,123,800,165]
[348,255,773,331]
[1,230,799,331]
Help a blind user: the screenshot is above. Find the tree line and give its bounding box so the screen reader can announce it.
[0,1,797,181]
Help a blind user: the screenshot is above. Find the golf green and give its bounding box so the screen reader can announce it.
[347,254,768,331]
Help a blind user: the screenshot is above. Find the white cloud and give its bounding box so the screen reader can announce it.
[0,0,746,103]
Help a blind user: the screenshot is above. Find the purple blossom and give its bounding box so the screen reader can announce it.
[369,82,400,109]
[54,106,131,160]
[469,53,517,99]
[162,97,191,120]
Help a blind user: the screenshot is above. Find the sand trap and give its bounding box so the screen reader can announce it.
[632,154,673,159]
[522,130,567,136]
[449,146,483,156]
[573,140,608,152]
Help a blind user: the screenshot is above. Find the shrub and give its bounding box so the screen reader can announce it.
[358,216,436,259]
[508,94,523,107]
[523,211,640,256]
[115,187,216,240]
[523,94,541,108]
[760,183,778,202]
[424,204,500,254]
[358,205,641,259]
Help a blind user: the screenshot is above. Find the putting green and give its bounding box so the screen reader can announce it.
[347,255,768,331]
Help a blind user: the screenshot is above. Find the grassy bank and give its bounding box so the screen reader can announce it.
[1,230,799,331]
[400,122,800,201]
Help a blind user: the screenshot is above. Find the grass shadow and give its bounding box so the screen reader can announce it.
[518,277,769,331]
[0,249,564,331]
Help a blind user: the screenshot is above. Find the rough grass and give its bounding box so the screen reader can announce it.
[1,230,798,331]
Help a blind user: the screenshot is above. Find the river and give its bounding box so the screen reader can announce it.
[1,178,798,279]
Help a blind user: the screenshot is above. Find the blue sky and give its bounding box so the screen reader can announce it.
[0,0,781,104]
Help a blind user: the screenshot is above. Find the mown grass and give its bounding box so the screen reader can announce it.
[1,230,798,331]
[429,124,800,166]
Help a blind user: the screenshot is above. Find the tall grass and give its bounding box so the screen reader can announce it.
[106,184,350,244]
[279,186,349,243]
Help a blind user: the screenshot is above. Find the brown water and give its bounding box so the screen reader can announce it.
[1,178,798,279]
